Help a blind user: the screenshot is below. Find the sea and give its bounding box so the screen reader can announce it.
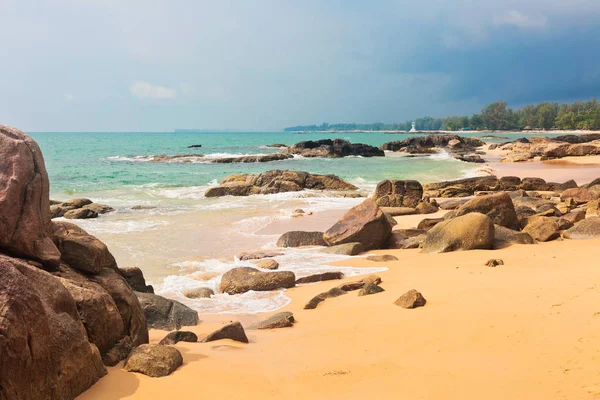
[29,131,540,314]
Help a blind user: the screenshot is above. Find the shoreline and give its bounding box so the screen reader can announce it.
[287,129,600,135]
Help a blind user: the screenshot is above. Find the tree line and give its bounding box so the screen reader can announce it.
[284,98,600,132]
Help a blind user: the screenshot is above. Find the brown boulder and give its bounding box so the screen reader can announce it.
[423,176,500,198]
[422,213,495,253]
[415,200,439,214]
[304,287,347,309]
[124,344,183,377]
[455,192,520,230]
[438,198,469,210]
[486,259,504,267]
[561,210,586,225]
[219,267,295,295]
[321,242,365,255]
[0,126,60,267]
[372,180,423,208]
[563,217,600,240]
[523,216,560,242]
[366,254,398,262]
[417,218,444,231]
[183,287,215,299]
[83,203,115,214]
[560,187,600,204]
[276,231,327,247]
[493,225,535,249]
[159,331,198,345]
[358,283,385,296]
[394,289,427,308]
[64,207,99,219]
[323,199,392,251]
[119,266,154,293]
[253,259,279,270]
[201,321,249,343]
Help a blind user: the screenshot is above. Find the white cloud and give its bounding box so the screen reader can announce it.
[130,81,176,99]
[494,10,548,29]
[64,94,75,101]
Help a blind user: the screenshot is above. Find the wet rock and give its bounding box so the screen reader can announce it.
[563,217,600,239]
[159,331,198,345]
[276,231,327,247]
[358,283,385,296]
[124,344,183,377]
[422,213,495,253]
[248,312,295,330]
[394,289,426,309]
[372,179,423,208]
[183,287,214,299]
[61,198,93,209]
[321,242,364,255]
[417,218,444,231]
[201,321,249,343]
[64,207,98,219]
[219,267,295,295]
[486,259,504,267]
[253,259,279,270]
[366,254,398,262]
[455,192,520,230]
[119,266,154,293]
[304,287,347,309]
[493,225,535,249]
[523,216,560,242]
[453,154,485,163]
[323,199,392,251]
[83,203,115,214]
[295,271,344,284]
[282,138,384,158]
[136,292,199,330]
[237,251,284,261]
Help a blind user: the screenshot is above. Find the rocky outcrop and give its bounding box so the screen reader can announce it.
[276,231,327,247]
[394,289,427,309]
[124,344,183,377]
[159,331,198,345]
[205,170,357,197]
[381,134,484,154]
[423,176,500,198]
[50,198,114,219]
[323,199,392,251]
[281,138,384,158]
[136,292,199,330]
[494,135,600,162]
[201,321,249,343]
[295,271,344,284]
[422,213,495,253]
[455,192,520,230]
[248,312,295,330]
[219,267,295,294]
[372,180,423,208]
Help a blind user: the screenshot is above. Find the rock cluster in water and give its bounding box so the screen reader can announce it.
[281,138,385,158]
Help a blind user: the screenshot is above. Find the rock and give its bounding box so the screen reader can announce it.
[561,210,586,225]
[560,187,600,204]
[395,228,427,237]
[556,179,578,191]
[267,143,287,148]
[281,138,384,158]
[381,134,484,154]
[586,200,600,217]
[219,267,295,295]
[248,312,295,330]
[61,198,93,209]
[423,176,500,198]
[295,271,344,284]
[131,205,156,210]
[358,283,385,296]
[83,203,115,214]
[493,225,535,249]
[380,207,418,216]
[385,231,408,249]
[294,209,305,214]
[499,176,522,190]
[563,217,600,239]
[366,254,398,262]
[0,255,107,399]
[453,154,485,163]
[422,213,495,253]
[276,231,327,247]
[50,203,77,218]
[486,259,504,267]
[201,321,249,343]
[372,180,423,208]
[119,266,154,293]
[439,198,470,210]
[520,177,549,191]
[136,292,199,330]
[52,221,117,274]
[64,207,99,219]
[415,200,439,214]
[323,199,392,251]
[150,153,293,163]
[417,218,445,231]
[394,289,426,309]
[253,259,279,270]
[237,251,284,261]
[523,217,560,242]
[338,275,382,291]
[124,344,183,377]
[321,242,364,255]
[187,144,202,148]
[159,331,198,345]
[0,125,61,267]
[536,204,562,217]
[205,170,357,197]
[183,287,214,299]
[304,287,347,309]
[454,192,520,230]
[556,218,574,231]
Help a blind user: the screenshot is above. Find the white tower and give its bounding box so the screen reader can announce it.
[409,122,416,132]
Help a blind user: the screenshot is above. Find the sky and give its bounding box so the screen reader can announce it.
[0,0,599,131]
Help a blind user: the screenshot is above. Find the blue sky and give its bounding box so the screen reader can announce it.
[1,0,599,131]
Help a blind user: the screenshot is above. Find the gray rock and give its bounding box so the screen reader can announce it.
[136,292,199,330]
[563,217,600,239]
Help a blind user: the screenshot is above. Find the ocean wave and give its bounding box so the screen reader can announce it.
[71,218,169,234]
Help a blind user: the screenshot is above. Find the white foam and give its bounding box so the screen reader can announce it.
[73,218,168,234]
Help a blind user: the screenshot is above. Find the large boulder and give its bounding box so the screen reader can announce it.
[522,216,560,242]
[372,180,423,208]
[423,176,500,198]
[455,192,520,230]
[219,267,295,295]
[381,134,484,153]
[422,213,495,253]
[563,217,600,239]
[136,292,199,330]
[281,138,384,158]
[124,344,183,377]
[0,255,107,400]
[201,321,249,343]
[560,188,600,204]
[493,225,535,249]
[205,170,357,197]
[0,126,60,267]
[323,199,392,251]
[276,231,327,247]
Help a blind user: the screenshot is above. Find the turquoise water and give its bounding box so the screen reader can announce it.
[31,131,524,196]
